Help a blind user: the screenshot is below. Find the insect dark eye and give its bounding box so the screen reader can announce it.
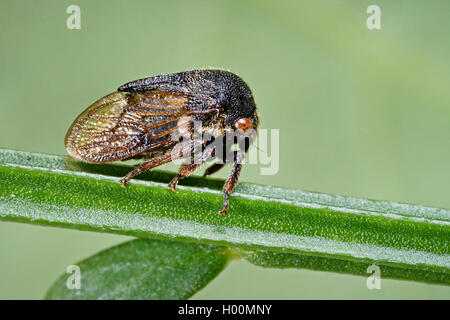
[234,118,253,132]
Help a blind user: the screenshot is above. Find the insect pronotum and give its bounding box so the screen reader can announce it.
[65,69,259,215]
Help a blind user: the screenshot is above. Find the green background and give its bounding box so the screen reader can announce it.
[1,0,449,299]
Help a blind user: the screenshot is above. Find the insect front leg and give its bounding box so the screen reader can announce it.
[219,150,244,215]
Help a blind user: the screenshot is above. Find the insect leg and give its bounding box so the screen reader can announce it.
[203,135,233,177]
[167,163,203,191]
[119,154,174,187]
[203,163,225,177]
[219,150,244,215]
[119,139,203,186]
[168,145,216,190]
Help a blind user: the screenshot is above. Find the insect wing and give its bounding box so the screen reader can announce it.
[65,91,193,163]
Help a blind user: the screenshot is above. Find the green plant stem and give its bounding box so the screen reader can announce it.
[0,149,449,285]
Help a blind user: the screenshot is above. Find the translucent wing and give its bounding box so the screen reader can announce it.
[65,91,196,163]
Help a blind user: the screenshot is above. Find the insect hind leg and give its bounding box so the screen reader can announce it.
[119,139,205,187]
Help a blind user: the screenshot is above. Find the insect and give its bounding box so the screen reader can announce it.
[65,69,258,215]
